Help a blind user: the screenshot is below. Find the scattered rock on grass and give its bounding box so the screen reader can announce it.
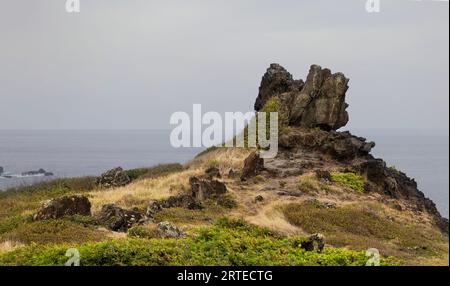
[301,233,325,253]
[205,167,221,179]
[96,167,131,189]
[254,195,265,203]
[156,221,184,238]
[241,151,264,181]
[98,204,143,232]
[33,195,91,221]
[315,170,331,182]
[189,176,227,201]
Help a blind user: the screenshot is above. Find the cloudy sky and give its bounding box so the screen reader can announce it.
[0,0,448,133]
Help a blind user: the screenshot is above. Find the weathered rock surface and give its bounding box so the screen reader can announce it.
[253,63,448,234]
[279,128,375,161]
[98,204,143,232]
[254,195,265,203]
[255,64,349,131]
[22,168,53,176]
[146,194,203,218]
[241,151,264,181]
[301,233,325,253]
[33,195,91,221]
[254,64,304,111]
[189,176,227,201]
[96,167,131,188]
[205,167,221,179]
[156,222,184,238]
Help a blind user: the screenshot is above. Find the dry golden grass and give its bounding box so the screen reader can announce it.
[0,240,25,254]
[88,169,202,213]
[187,147,253,172]
[87,148,251,214]
[246,202,302,236]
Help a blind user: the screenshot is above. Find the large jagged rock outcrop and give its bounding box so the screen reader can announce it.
[255,64,349,131]
[255,63,448,234]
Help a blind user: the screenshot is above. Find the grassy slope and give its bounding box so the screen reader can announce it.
[0,219,392,266]
[0,149,447,266]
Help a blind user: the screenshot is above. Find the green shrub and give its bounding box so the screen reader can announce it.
[0,219,106,245]
[331,172,365,194]
[0,215,30,236]
[0,219,392,266]
[260,97,289,135]
[128,226,158,239]
[215,194,238,209]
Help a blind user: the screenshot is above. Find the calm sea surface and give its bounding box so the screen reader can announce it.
[0,130,448,217]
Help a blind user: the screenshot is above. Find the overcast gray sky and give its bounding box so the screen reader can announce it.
[0,0,448,133]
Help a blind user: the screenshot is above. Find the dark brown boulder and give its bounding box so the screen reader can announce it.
[145,194,203,218]
[162,194,203,210]
[300,233,325,253]
[146,200,164,217]
[189,177,227,201]
[33,195,91,221]
[241,151,264,181]
[254,195,265,203]
[205,167,221,179]
[98,204,143,232]
[96,167,131,189]
[315,170,331,182]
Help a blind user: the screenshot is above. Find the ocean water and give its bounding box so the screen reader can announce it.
[0,130,448,217]
[0,130,200,189]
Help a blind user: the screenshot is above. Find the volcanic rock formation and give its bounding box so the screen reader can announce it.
[256,63,448,234]
[255,64,349,131]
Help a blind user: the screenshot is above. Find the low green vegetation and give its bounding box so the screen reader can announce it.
[1,219,106,245]
[260,97,289,135]
[331,172,365,194]
[153,199,234,225]
[0,219,392,266]
[0,177,97,233]
[128,225,159,239]
[283,202,448,259]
